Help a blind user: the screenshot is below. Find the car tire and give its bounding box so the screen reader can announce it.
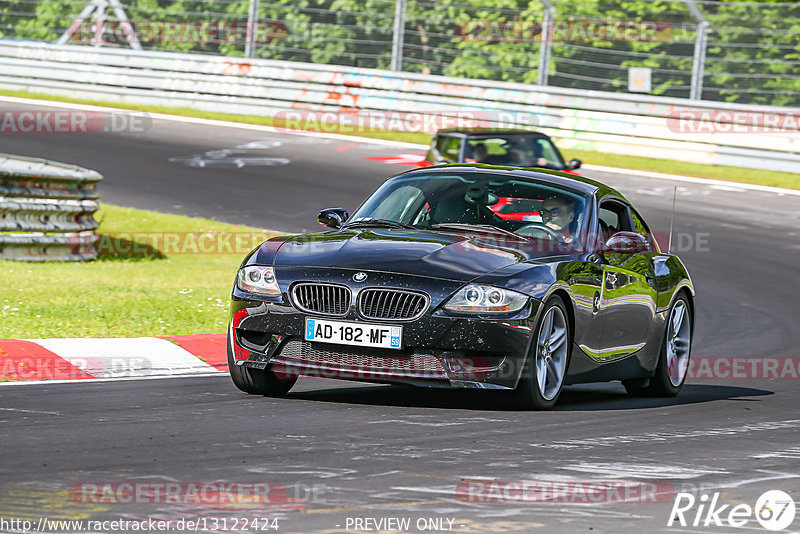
[227,331,297,396]
[624,294,692,398]
[511,295,571,410]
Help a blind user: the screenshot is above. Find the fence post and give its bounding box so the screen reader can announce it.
[245,0,260,58]
[537,0,555,86]
[391,0,407,71]
[681,0,708,100]
[57,0,141,50]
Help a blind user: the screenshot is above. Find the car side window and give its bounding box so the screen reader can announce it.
[437,136,461,163]
[425,139,437,163]
[536,139,561,165]
[598,199,633,243]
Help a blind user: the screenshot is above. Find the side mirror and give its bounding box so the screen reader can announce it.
[603,231,650,254]
[318,208,349,229]
[566,158,582,170]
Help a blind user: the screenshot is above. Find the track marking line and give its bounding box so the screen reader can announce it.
[0,407,61,415]
[0,371,226,387]
[582,164,800,197]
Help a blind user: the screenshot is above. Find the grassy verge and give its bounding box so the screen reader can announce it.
[2,88,797,190]
[566,149,799,190]
[0,204,278,338]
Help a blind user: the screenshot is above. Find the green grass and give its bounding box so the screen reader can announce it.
[2,88,797,190]
[565,148,800,190]
[0,204,278,338]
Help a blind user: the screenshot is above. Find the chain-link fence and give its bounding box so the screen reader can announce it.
[0,0,797,106]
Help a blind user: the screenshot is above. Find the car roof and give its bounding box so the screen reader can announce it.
[435,128,552,139]
[394,164,626,200]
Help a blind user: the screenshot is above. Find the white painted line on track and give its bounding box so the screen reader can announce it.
[582,164,800,197]
[0,372,226,387]
[0,373,352,387]
[0,407,61,414]
[530,419,800,450]
[0,95,796,194]
[563,462,727,479]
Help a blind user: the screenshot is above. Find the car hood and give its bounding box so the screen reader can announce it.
[271,228,566,282]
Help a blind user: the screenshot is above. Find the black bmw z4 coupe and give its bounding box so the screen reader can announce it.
[228,165,695,409]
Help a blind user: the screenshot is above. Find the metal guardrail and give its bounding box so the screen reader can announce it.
[0,153,102,261]
[0,41,797,174]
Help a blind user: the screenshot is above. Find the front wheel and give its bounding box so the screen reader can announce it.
[625,294,692,397]
[227,331,297,396]
[511,296,571,410]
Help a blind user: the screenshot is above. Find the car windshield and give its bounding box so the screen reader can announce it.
[464,135,566,170]
[348,172,589,248]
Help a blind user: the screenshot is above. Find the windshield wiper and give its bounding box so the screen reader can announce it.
[343,219,418,230]
[429,223,530,241]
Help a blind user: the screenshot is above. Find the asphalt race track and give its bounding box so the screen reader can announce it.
[2,100,800,533]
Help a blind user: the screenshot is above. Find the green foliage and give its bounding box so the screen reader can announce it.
[0,0,795,105]
[701,1,800,106]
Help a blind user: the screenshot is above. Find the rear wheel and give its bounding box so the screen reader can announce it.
[625,295,692,397]
[512,296,571,410]
[227,331,296,396]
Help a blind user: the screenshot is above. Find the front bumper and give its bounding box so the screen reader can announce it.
[230,296,539,390]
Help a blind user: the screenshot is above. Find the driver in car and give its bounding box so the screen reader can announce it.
[509,139,549,168]
[466,143,488,164]
[540,195,577,243]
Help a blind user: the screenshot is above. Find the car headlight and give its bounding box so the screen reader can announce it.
[443,285,528,314]
[236,266,281,297]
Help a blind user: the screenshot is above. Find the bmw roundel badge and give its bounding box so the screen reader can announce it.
[353,272,368,282]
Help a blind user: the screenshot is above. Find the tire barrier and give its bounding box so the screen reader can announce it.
[0,153,102,261]
[0,41,797,174]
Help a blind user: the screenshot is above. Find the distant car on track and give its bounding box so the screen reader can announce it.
[423,129,582,174]
[228,165,694,409]
[488,196,544,222]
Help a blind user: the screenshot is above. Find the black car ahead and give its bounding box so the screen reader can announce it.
[228,165,694,410]
[424,129,582,173]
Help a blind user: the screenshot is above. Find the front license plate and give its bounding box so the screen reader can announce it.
[304,318,402,350]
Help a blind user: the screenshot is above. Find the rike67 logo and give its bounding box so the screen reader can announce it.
[668,490,796,531]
